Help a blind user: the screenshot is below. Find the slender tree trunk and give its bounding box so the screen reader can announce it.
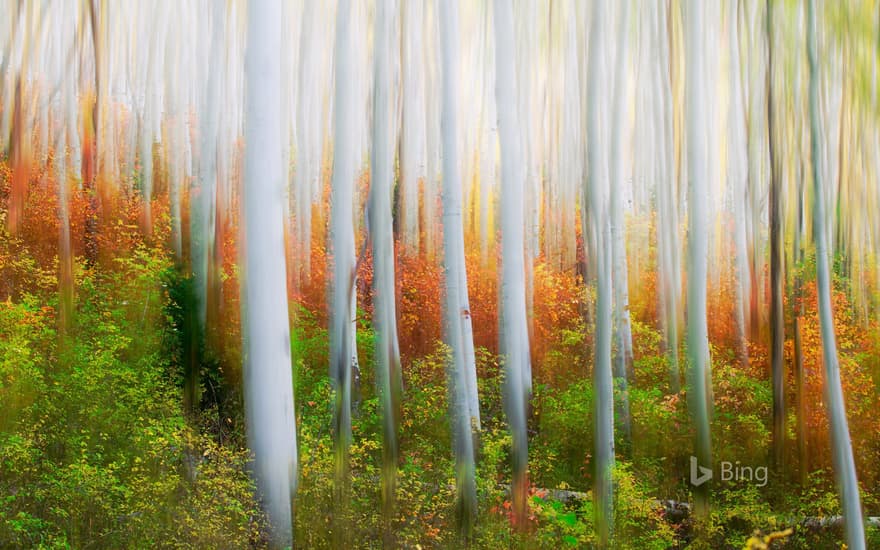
[293,1,317,289]
[401,0,425,257]
[193,0,225,332]
[728,0,751,368]
[685,0,713,522]
[329,1,359,535]
[766,0,786,474]
[586,1,614,545]
[138,0,167,237]
[57,52,73,334]
[654,0,681,393]
[242,0,297,545]
[439,0,478,535]
[493,0,531,525]
[609,0,633,449]
[806,2,866,547]
[423,4,440,259]
[369,0,402,534]
[794,155,808,484]
[745,1,764,344]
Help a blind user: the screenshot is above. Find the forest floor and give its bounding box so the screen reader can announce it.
[1,187,879,548]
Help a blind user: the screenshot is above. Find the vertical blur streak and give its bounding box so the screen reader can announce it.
[330,0,357,542]
[400,0,424,257]
[242,0,297,546]
[7,2,32,236]
[493,0,531,526]
[727,0,751,370]
[439,0,478,537]
[806,1,867,548]
[193,0,226,335]
[54,1,73,335]
[609,0,632,449]
[586,0,614,545]
[766,0,786,474]
[653,0,681,394]
[368,0,402,538]
[685,0,713,524]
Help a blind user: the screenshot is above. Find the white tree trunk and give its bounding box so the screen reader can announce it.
[330,0,358,483]
[652,0,681,393]
[586,0,614,545]
[609,0,632,445]
[369,0,403,516]
[439,0,478,531]
[293,0,322,288]
[727,0,751,367]
[192,0,224,331]
[401,0,426,256]
[493,0,531,521]
[242,0,297,545]
[806,1,866,547]
[685,0,713,520]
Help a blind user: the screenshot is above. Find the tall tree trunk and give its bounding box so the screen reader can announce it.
[654,0,681,393]
[586,1,614,545]
[728,0,751,368]
[745,0,764,344]
[369,0,403,534]
[138,0,168,237]
[422,3,440,258]
[56,13,73,334]
[400,0,425,257]
[806,2,866,547]
[329,0,359,535]
[766,0,786,474]
[7,3,33,237]
[242,0,297,545]
[293,0,318,289]
[685,0,713,522]
[794,155,808,484]
[493,0,531,525]
[609,0,633,449]
[439,0,478,535]
[82,0,99,266]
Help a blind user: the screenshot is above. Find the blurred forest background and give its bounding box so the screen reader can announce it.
[1,0,880,548]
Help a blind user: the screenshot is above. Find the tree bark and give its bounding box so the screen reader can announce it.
[368,0,403,530]
[806,1,866,547]
[586,1,614,545]
[242,0,298,545]
[493,0,531,525]
[609,0,633,449]
[439,0,478,535]
[685,0,713,521]
[766,0,786,474]
[330,0,358,514]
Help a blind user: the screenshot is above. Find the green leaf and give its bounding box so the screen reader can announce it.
[560,511,577,527]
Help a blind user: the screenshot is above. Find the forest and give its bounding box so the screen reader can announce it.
[1,0,880,548]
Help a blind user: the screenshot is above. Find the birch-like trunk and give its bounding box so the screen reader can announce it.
[193,0,224,332]
[401,0,426,256]
[242,0,297,545]
[653,0,681,393]
[493,0,531,524]
[609,0,632,447]
[685,0,713,521]
[330,0,358,507]
[439,0,478,533]
[369,0,402,525]
[766,0,785,473]
[586,0,614,545]
[727,0,751,368]
[806,2,866,547]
